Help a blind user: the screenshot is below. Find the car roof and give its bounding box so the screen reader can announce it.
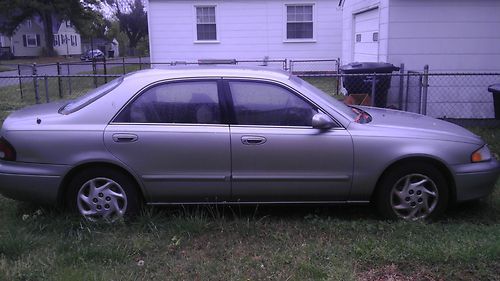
[122,66,292,83]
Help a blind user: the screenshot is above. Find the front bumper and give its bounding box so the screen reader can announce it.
[0,161,69,205]
[453,159,500,202]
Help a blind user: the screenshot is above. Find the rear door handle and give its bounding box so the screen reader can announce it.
[241,136,266,145]
[112,133,138,143]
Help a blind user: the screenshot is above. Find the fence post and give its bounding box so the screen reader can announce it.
[92,59,98,88]
[398,63,405,110]
[17,64,23,100]
[44,76,50,103]
[56,62,63,98]
[370,73,376,106]
[103,56,108,83]
[421,65,429,115]
[32,63,40,104]
[122,57,126,74]
[139,56,142,70]
[336,57,341,95]
[66,63,72,96]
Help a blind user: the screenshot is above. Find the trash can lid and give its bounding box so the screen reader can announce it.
[488,83,500,93]
[340,62,400,73]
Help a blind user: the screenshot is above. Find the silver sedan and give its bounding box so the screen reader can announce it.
[0,67,499,221]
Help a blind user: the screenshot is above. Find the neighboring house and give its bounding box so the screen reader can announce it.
[147,0,343,65]
[7,18,45,57]
[52,20,82,56]
[340,0,500,118]
[340,0,500,72]
[0,17,82,58]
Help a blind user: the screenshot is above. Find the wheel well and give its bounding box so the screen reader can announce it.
[57,162,144,207]
[370,157,456,204]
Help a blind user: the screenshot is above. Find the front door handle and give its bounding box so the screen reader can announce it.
[112,133,138,143]
[241,136,267,145]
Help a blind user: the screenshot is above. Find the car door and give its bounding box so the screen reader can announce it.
[225,79,353,202]
[104,79,231,203]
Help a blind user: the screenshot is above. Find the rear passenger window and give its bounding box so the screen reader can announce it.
[115,81,221,124]
[229,81,317,126]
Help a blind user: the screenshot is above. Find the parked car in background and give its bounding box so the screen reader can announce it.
[0,67,499,222]
[80,49,105,61]
[0,47,13,60]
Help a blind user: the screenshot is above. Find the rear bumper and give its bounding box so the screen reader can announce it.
[0,161,69,205]
[453,159,500,202]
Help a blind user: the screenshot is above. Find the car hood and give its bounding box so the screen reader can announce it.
[356,106,483,145]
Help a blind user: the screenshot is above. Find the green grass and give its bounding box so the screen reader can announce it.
[0,74,499,280]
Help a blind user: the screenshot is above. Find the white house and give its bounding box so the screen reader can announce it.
[340,0,500,119]
[0,17,81,57]
[340,0,500,72]
[147,0,343,65]
[52,20,82,56]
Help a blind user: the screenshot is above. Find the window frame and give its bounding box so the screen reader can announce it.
[284,3,316,43]
[25,34,39,48]
[111,78,229,126]
[222,78,339,129]
[194,5,219,43]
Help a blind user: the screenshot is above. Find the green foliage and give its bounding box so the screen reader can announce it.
[106,0,148,51]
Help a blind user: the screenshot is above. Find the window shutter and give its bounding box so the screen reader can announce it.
[36,34,40,46]
[23,35,27,47]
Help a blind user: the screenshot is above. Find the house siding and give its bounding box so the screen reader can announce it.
[10,20,45,57]
[148,0,342,63]
[53,21,82,56]
[386,0,500,72]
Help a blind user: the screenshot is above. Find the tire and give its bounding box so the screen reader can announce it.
[66,167,140,222]
[376,163,449,221]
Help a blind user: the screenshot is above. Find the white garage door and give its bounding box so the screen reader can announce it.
[353,8,379,62]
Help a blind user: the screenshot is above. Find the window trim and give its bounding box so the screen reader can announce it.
[222,78,341,129]
[110,78,228,125]
[25,34,39,48]
[193,5,219,43]
[283,3,316,43]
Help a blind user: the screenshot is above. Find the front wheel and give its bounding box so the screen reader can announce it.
[376,163,449,221]
[67,168,140,222]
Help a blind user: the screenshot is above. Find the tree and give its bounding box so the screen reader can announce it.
[0,0,100,56]
[105,0,148,54]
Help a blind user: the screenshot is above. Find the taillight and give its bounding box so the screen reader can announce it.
[0,137,16,161]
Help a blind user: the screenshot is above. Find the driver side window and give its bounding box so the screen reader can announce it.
[229,81,317,126]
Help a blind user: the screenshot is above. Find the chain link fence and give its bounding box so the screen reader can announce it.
[1,59,499,127]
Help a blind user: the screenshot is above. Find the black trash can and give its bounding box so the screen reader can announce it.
[108,50,115,58]
[341,62,400,107]
[487,83,500,120]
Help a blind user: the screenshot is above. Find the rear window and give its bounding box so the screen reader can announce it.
[59,77,123,114]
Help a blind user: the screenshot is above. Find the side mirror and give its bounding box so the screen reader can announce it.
[312,113,335,130]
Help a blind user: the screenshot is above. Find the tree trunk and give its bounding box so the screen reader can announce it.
[42,11,55,56]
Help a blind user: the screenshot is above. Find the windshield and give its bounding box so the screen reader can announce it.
[290,75,359,120]
[59,77,123,114]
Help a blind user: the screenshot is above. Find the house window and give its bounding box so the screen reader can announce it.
[53,34,60,46]
[23,34,40,48]
[355,34,361,42]
[196,6,217,41]
[372,32,379,42]
[286,4,314,40]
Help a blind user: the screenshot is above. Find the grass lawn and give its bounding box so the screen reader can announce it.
[0,73,499,280]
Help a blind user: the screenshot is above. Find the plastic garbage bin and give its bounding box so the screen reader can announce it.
[108,50,115,58]
[341,62,400,107]
[487,83,500,119]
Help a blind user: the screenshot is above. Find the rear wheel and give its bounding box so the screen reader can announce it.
[67,168,140,222]
[376,163,449,220]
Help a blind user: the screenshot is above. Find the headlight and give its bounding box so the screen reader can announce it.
[471,145,492,163]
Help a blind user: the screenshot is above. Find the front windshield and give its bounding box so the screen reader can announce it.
[290,75,359,120]
[59,77,123,114]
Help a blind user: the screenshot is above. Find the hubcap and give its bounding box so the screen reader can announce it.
[77,177,127,222]
[390,173,438,220]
